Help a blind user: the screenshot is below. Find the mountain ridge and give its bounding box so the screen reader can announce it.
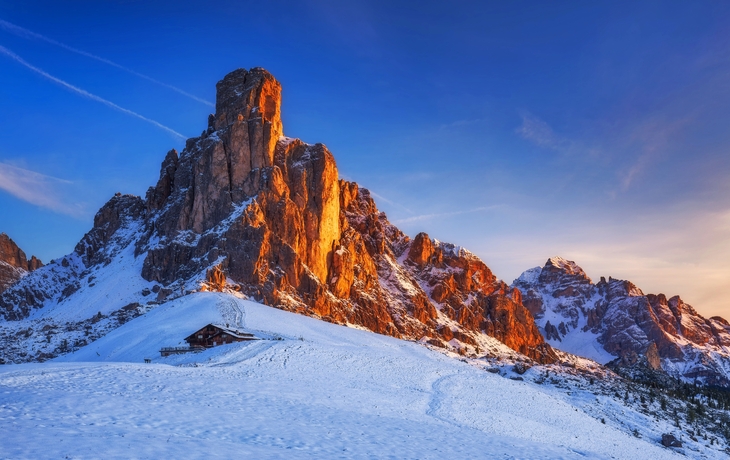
[1,68,726,388]
[0,67,554,364]
[513,256,730,386]
[3,66,730,457]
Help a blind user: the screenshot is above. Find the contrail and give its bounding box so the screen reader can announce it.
[0,45,186,140]
[0,18,214,108]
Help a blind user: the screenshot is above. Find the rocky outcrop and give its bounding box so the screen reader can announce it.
[399,233,554,361]
[0,67,555,364]
[645,342,662,370]
[0,233,42,293]
[661,434,682,448]
[76,193,146,267]
[514,257,730,385]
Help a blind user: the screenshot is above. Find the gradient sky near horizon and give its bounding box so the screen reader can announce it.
[1,1,728,318]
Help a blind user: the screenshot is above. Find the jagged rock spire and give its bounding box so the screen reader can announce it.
[213,67,283,174]
[0,233,42,294]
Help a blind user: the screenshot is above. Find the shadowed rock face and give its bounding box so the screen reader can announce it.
[0,233,42,293]
[0,68,555,364]
[514,257,730,385]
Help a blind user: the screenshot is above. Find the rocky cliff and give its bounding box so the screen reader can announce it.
[0,233,42,293]
[0,68,555,364]
[514,257,730,385]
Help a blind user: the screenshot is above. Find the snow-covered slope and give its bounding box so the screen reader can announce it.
[2,292,724,459]
[0,260,25,293]
[513,257,730,386]
[0,203,158,363]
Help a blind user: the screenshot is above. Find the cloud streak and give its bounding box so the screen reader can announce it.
[0,162,84,217]
[516,111,604,162]
[516,112,566,151]
[619,116,692,191]
[0,45,186,140]
[393,206,498,224]
[368,191,414,214]
[0,18,214,108]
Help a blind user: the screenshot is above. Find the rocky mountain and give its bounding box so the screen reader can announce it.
[0,68,554,364]
[513,257,730,386]
[0,233,42,294]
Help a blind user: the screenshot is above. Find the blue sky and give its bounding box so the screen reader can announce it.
[1,1,728,317]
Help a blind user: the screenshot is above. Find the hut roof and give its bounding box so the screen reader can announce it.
[185,323,255,341]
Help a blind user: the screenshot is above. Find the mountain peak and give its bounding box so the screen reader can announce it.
[541,256,590,283]
[545,256,584,273]
[0,232,42,294]
[1,67,556,365]
[213,67,282,135]
[0,233,42,272]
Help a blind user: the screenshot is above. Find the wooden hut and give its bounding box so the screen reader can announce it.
[184,324,257,348]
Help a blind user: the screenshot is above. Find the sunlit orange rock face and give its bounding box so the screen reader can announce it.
[0,233,42,293]
[203,265,227,292]
[105,67,555,363]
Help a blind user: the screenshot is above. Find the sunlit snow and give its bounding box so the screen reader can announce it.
[0,293,710,458]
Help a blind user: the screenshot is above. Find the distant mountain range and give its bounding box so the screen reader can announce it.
[1,68,727,388]
[514,257,730,386]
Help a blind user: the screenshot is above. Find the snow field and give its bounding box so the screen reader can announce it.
[0,293,697,458]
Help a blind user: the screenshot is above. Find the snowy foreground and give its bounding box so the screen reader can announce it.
[0,293,719,459]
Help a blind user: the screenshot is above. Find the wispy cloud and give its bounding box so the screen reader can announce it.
[393,206,499,224]
[438,118,489,130]
[369,191,415,214]
[619,116,692,191]
[0,18,214,107]
[516,112,566,151]
[474,201,730,318]
[517,111,695,195]
[619,153,651,191]
[0,45,186,140]
[516,111,603,161]
[0,162,84,217]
